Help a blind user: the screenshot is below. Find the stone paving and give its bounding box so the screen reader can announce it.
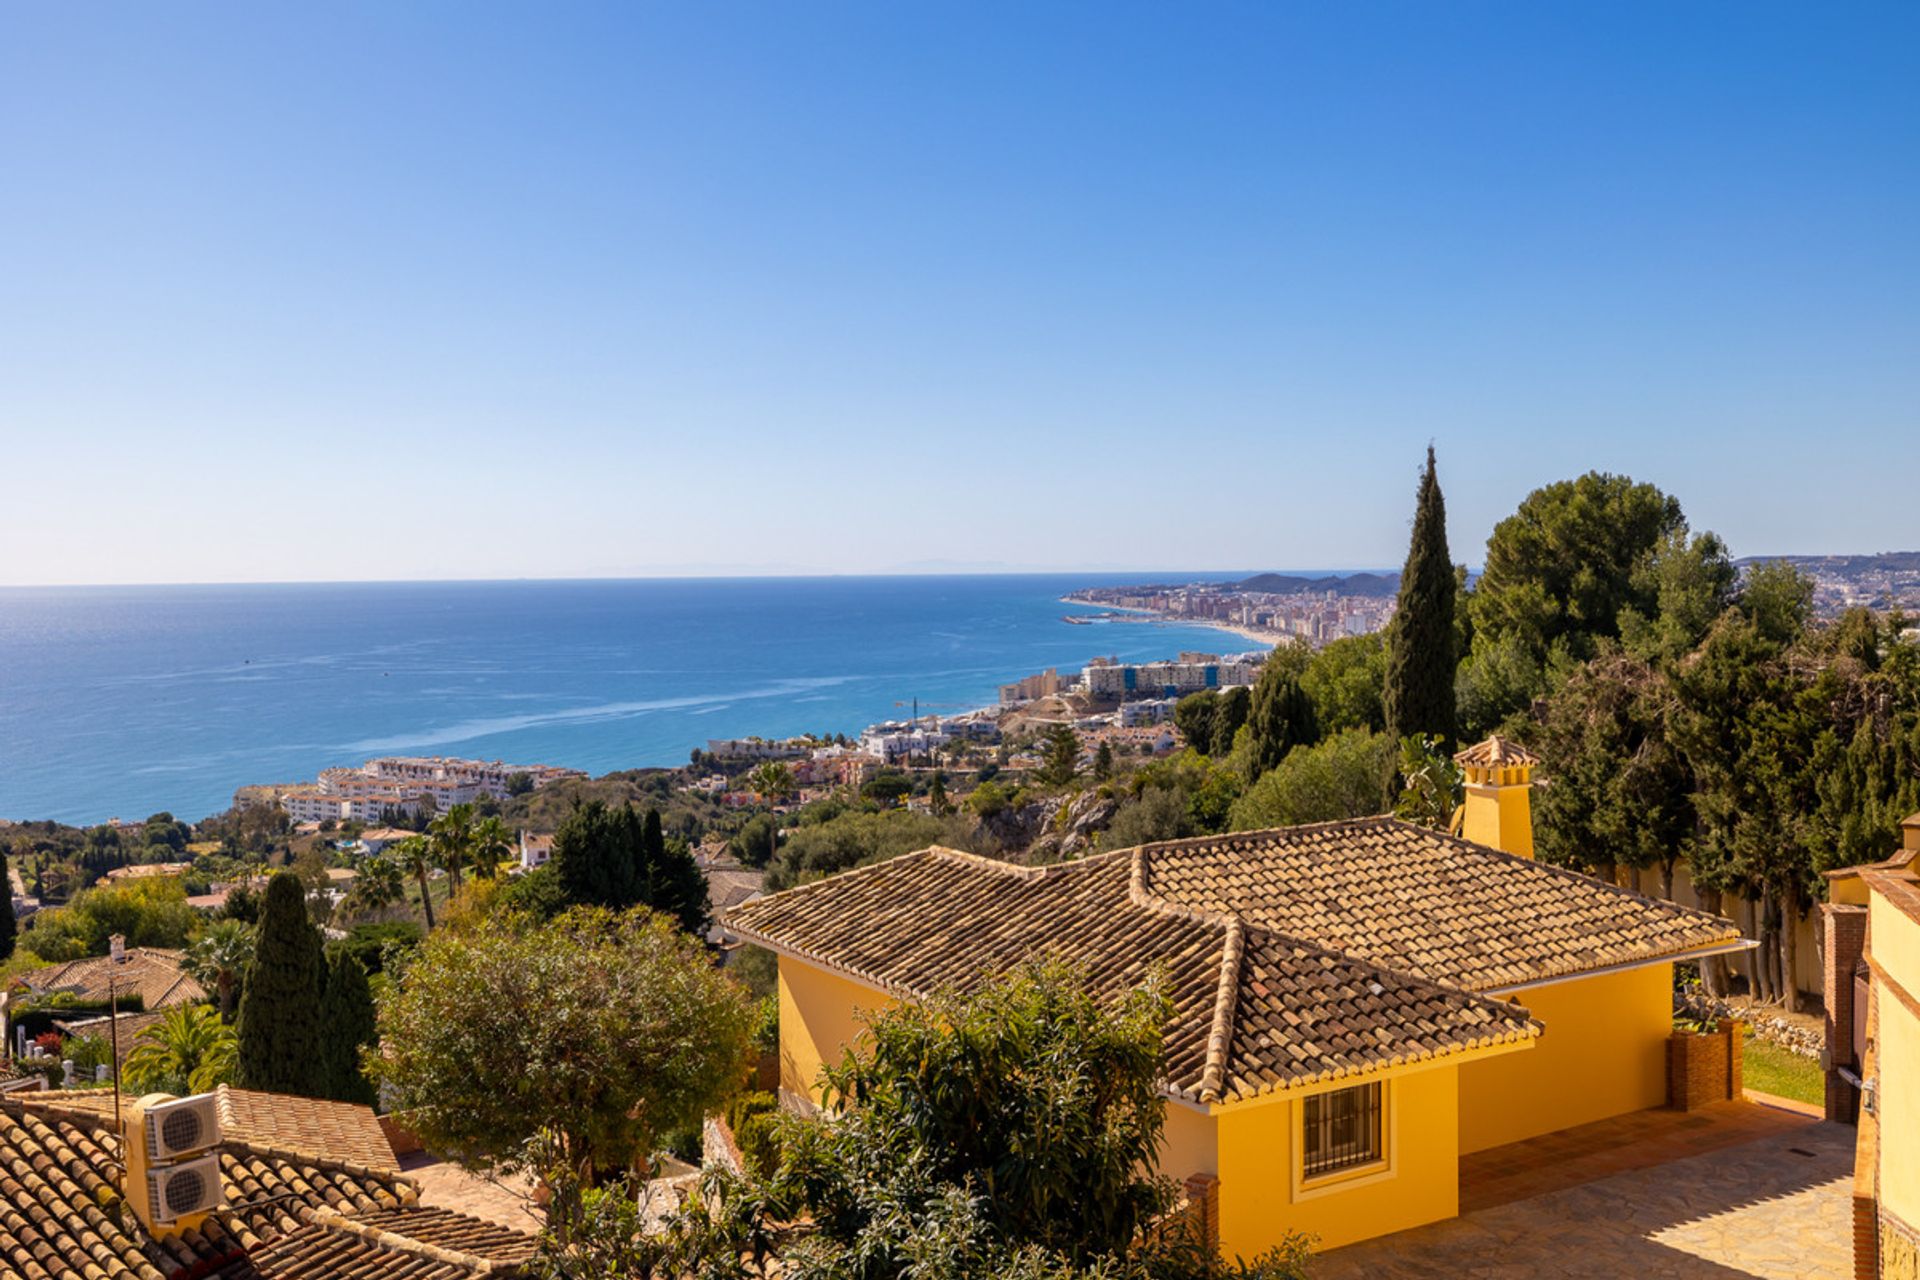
[1316,1112,1853,1280]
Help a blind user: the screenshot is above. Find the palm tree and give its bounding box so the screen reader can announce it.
[341,853,404,920]
[397,836,436,931]
[184,919,255,1021]
[746,762,797,807]
[125,1004,239,1094]
[469,816,513,880]
[428,803,476,894]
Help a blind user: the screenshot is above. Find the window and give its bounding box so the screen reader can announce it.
[1301,1082,1383,1179]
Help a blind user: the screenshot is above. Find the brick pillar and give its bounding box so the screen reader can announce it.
[1823,904,1870,1122]
[1720,1019,1745,1100]
[1183,1173,1220,1253]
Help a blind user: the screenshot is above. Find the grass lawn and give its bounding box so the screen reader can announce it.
[1743,1034,1823,1105]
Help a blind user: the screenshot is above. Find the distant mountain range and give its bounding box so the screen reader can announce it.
[1232,571,1400,597]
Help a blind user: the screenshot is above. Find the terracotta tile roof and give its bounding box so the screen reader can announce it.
[1452,735,1539,768]
[9,949,206,1010]
[724,842,1540,1103]
[50,1011,168,1066]
[19,1085,398,1175]
[1,1093,533,1279]
[1136,819,1737,991]
[726,818,1743,1103]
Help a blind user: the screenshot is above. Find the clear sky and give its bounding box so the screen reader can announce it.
[3,3,1916,585]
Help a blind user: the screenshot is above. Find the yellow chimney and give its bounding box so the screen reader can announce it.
[1453,735,1539,859]
[1902,811,1920,854]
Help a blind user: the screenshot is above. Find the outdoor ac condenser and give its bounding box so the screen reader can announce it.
[141,1092,222,1161]
[147,1152,225,1224]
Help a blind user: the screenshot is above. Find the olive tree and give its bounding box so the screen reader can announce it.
[372,906,755,1188]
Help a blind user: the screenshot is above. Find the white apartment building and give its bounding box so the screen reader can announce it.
[705,739,809,762]
[1081,658,1262,701]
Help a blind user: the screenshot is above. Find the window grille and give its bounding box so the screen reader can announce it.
[1302,1082,1382,1178]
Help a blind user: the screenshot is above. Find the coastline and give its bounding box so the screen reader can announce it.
[1056,597,1285,651]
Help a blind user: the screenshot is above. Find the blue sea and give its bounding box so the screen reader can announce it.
[0,576,1268,825]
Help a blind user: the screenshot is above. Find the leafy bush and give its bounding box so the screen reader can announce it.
[1229,729,1394,830]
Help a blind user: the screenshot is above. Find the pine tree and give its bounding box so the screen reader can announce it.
[0,848,16,961]
[319,948,378,1104]
[1385,445,1458,748]
[236,873,327,1096]
[1092,741,1114,782]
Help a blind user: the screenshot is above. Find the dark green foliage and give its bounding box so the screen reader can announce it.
[1470,471,1686,670]
[1531,649,1694,895]
[1230,729,1394,829]
[236,873,327,1097]
[1245,653,1317,777]
[0,849,15,961]
[1210,685,1251,755]
[765,810,974,891]
[1091,742,1114,783]
[1037,725,1080,787]
[550,802,710,934]
[332,921,424,977]
[1301,632,1388,737]
[320,949,378,1104]
[809,960,1174,1261]
[860,771,913,805]
[1171,691,1217,754]
[1385,446,1458,747]
[731,813,779,869]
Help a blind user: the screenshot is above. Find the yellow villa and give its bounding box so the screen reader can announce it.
[1823,813,1920,1278]
[723,736,1747,1256]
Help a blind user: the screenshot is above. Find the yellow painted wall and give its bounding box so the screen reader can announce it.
[1215,1066,1459,1255]
[1457,964,1671,1154]
[776,956,896,1108]
[1871,889,1920,1234]
[1460,783,1534,859]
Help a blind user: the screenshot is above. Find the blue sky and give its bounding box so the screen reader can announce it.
[3,3,1915,584]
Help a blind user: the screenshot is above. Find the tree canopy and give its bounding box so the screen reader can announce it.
[372,905,755,1183]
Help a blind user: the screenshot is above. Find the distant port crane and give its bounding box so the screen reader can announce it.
[893,697,969,727]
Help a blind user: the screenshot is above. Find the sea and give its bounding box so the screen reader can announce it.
[0,575,1271,825]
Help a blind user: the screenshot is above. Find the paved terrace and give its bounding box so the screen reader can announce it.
[1316,1099,1853,1280]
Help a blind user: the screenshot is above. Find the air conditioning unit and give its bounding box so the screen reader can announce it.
[147,1153,224,1224]
[142,1093,222,1161]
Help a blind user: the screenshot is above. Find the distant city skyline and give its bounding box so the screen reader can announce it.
[3,3,1917,586]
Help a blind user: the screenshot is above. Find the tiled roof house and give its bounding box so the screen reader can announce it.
[1,1087,537,1279]
[8,949,206,1011]
[724,736,1748,1257]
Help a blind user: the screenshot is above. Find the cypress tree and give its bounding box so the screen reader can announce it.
[1385,445,1459,748]
[1247,659,1317,777]
[319,948,378,1104]
[1211,685,1251,756]
[236,873,327,1096]
[0,848,16,961]
[636,807,711,937]
[553,801,623,907]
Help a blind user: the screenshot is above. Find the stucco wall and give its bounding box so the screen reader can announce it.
[1457,963,1671,1154]
[1215,1066,1459,1255]
[777,956,896,1107]
[1872,889,1920,1240]
[1161,1099,1218,1179]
